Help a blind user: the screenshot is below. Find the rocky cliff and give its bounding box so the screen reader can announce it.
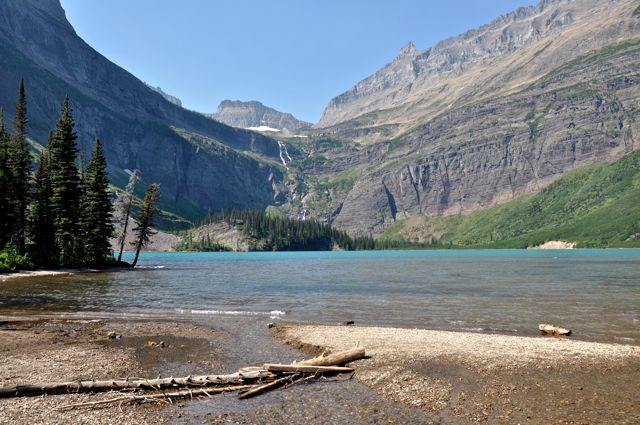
[146,84,182,107]
[212,100,311,131]
[296,0,640,236]
[0,0,286,221]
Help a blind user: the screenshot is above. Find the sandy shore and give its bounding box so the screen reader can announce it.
[0,269,95,282]
[274,324,640,424]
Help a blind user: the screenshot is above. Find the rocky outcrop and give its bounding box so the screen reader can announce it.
[190,221,261,251]
[211,100,311,131]
[0,0,284,220]
[146,84,182,107]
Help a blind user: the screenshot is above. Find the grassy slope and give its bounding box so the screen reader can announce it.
[380,150,640,248]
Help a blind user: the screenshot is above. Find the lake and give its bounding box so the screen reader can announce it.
[1,250,638,344]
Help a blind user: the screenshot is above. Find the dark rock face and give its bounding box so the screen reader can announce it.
[0,0,283,220]
[212,100,311,131]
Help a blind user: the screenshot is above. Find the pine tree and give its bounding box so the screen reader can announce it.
[116,169,140,262]
[131,183,160,267]
[28,137,56,268]
[50,96,81,267]
[8,80,32,254]
[0,109,14,248]
[80,139,115,267]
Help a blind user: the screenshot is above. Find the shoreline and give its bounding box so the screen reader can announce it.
[0,315,639,423]
[0,269,98,282]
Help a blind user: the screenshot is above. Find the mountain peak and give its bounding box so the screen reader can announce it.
[212,100,311,131]
[399,42,417,57]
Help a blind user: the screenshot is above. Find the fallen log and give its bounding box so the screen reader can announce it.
[0,370,273,398]
[0,347,365,400]
[296,347,366,366]
[263,364,354,374]
[538,324,572,336]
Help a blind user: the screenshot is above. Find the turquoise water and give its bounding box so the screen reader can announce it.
[1,250,639,343]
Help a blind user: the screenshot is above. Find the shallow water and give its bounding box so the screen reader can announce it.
[1,250,638,343]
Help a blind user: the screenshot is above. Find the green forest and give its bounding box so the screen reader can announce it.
[0,80,157,272]
[179,209,377,251]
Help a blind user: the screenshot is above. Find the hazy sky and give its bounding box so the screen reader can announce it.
[60,0,535,123]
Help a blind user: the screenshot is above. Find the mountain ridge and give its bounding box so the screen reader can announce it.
[316,0,638,133]
[0,0,288,221]
[211,99,311,131]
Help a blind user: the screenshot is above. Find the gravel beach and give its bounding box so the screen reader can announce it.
[275,324,640,424]
[2,316,639,424]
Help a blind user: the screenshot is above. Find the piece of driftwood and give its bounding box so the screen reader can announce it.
[538,324,572,336]
[296,347,366,366]
[0,370,272,398]
[238,374,302,399]
[263,364,354,374]
[0,347,366,402]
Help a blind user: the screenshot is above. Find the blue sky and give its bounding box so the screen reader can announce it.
[60,0,536,123]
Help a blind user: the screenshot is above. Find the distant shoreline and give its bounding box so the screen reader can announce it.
[0,263,134,282]
[0,269,95,282]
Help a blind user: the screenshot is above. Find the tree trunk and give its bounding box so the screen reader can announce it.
[131,242,142,267]
[117,210,130,262]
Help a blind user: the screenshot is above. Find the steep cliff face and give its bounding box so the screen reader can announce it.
[211,100,311,131]
[295,0,640,236]
[328,38,640,235]
[0,0,284,220]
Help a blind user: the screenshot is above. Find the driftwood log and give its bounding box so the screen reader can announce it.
[539,324,572,336]
[296,347,365,366]
[0,347,366,401]
[0,370,272,398]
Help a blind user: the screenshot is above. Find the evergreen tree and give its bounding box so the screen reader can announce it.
[50,96,81,267]
[131,183,160,267]
[116,169,140,262]
[28,137,56,267]
[0,109,14,248]
[80,139,115,267]
[8,80,32,254]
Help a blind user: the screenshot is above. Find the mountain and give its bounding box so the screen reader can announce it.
[145,84,182,107]
[292,0,640,236]
[317,0,640,136]
[211,100,311,131]
[0,0,289,222]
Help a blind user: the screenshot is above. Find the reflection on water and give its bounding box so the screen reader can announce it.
[1,250,638,344]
